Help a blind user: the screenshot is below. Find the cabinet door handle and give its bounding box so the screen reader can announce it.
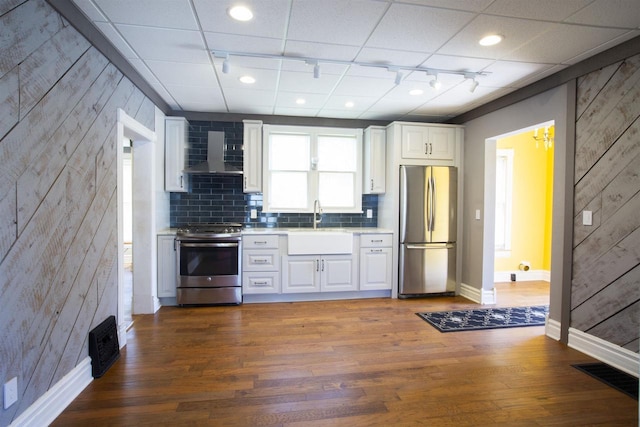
[424,142,428,155]
[429,143,433,155]
[370,179,374,191]
[180,175,183,188]
[316,260,319,272]
[244,176,247,189]
[321,259,325,271]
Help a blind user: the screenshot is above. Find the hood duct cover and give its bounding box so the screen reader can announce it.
[183,131,243,175]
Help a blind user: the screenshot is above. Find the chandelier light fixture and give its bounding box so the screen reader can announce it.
[211,50,488,88]
[532,126,553,150]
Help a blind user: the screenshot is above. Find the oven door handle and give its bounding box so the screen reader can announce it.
[179,242,239,248]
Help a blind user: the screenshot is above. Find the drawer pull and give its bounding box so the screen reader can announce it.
[253,241,267,245]
[253,259,268,264]
[371,249,383,253]
[254,281,269,286]
[371,239,383,243]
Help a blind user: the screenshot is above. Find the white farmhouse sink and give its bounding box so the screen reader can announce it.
[287,230,353,255]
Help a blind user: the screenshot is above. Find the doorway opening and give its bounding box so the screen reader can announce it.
[123,139,133,327]
[116,109,157,346]
[491,121,554,307]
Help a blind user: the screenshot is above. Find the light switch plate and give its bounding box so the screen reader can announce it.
[475,209,481,220]
[583,210,592,226]
[366,209,373,218]
[250,208,257,219]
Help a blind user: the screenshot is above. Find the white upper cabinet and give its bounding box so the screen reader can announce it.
[165,117,189,192]
[363,126,386,194]
[243,120,262,193]
[401,125,455,161]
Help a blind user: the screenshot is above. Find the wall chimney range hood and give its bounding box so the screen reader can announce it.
[183,131,243,175]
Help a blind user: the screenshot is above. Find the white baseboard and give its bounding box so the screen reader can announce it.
[10,357,93,427]
[568,327,639,378]
[545,317,561,341]
[494,270,550,283]
[459,282,496,304]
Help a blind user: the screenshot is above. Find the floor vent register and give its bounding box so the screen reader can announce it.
[88,315,120,378]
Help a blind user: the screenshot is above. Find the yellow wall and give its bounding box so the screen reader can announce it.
[495,128,554,272]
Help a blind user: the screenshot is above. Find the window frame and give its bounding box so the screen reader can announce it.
[262,124,363,214]
[495,148,514,256]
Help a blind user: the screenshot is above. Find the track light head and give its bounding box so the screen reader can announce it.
[394,70,403,85]
[429,76,441,90]
[313,63,320,79]
[222,58,230,74]
[469,79,479,93]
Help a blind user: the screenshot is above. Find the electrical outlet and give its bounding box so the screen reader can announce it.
[366,209,373,219]
[4,377,17,409]
[250,208,257,219]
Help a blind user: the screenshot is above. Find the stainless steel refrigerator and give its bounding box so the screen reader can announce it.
[399,165,457,296]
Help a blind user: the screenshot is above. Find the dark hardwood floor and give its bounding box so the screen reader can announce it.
[52,281,637,426]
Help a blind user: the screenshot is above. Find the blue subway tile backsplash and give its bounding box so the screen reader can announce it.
[169,120,378,229]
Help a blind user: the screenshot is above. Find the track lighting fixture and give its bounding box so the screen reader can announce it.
[464,73,479,93]
[211,50,487,84]
[429,74,441,90]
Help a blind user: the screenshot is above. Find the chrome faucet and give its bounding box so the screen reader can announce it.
[313,199,323,229]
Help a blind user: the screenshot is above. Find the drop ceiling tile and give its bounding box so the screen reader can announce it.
[332,75,396,97]
[94,22,138,59]
[354,47,432,68]
[278,71,342,94]
[565,0,640,28]
[281,61,348,75]
[366,3,475,52]
[358,110,410,121]
[484,0,592,21]
[145,60,217,87]
[287,0,387,45]
[317,109,369,119]
[165,84,224,106]
[215,66,280,91]
[116,25,209,63]
[515,64,567,87]
[274,106,321,117]
[437,15,555,60]
[421,54,495,72]
[223,88,276,108]
[503,24,628,64]
[192,0,290,38]
[275,92,328,109]
[127,58,162,86]
[480,61,555,88]
[322,95,379,110]
[564,30,640,64]
[229,105,274,115]
[212,55,283,72]
[73,0,107,22]
[94,0,198,30]
[204,33,284,57]
[366,94,437,112]
[399,0,494,13]
[284,41,361,61]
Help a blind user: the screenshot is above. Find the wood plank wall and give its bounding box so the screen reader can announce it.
[0,0,157,424]
[572,53,640,354]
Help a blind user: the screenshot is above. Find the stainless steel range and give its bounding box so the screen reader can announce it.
[175,223,242,305]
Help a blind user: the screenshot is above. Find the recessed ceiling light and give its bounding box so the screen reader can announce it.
[239,75,255,84]
[296,98,306,105]
[228,5,253,21]
[409,89,423,96]
[479,34,503,46]
[345,101,355,108]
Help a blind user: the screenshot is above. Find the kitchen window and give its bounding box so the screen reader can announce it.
[263,125,363,213]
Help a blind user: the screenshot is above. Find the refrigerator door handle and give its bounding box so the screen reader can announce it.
[400,168,408,241]
[406,243,455,249]
[430,176,436,232]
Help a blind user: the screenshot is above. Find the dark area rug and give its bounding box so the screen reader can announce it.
[416,305,548,332]
[573,362,639,400]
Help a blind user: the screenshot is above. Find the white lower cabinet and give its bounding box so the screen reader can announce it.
[359,234,392,290]
[242,234,281,294]
[157,235,177,298]
[282,254,357,293]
